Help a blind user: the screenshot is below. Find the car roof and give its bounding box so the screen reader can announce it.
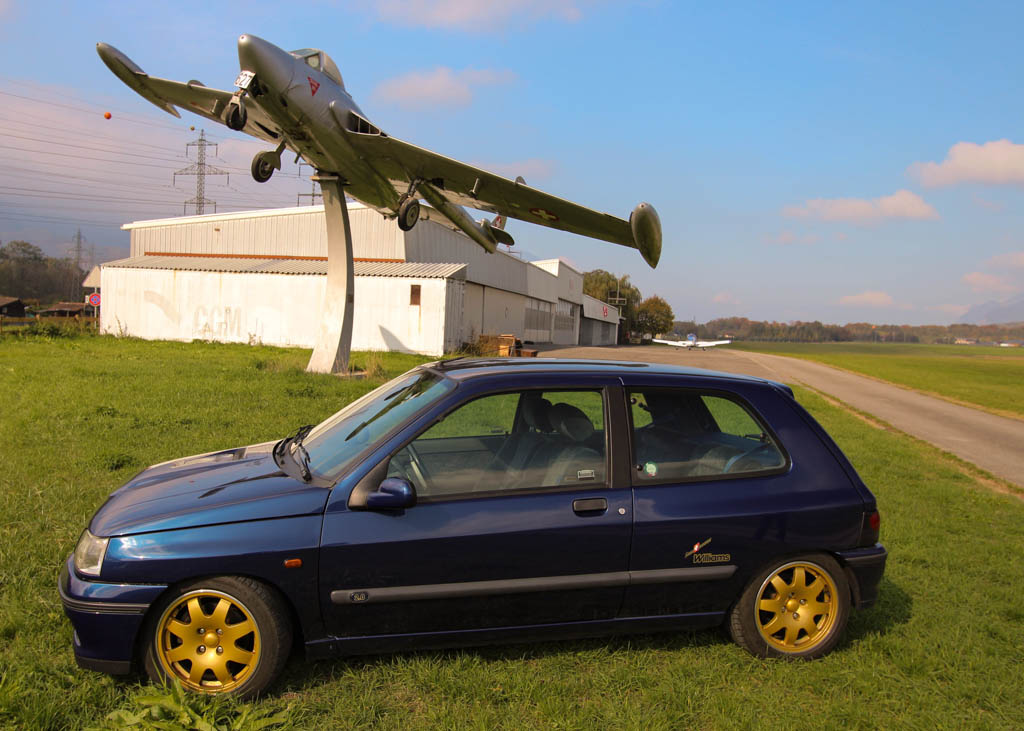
[423,357,788,390]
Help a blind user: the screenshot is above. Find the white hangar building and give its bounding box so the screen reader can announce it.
[100,204,621,355]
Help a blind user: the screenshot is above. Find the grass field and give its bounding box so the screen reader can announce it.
[1,334,1023,729]
[730,341,1024,418]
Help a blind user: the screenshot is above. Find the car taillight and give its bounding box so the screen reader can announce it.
[861,510,880,546]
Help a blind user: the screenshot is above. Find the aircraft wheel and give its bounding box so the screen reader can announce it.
[226,102,247,131]
[251,154,275,184]
[397,197,420,231]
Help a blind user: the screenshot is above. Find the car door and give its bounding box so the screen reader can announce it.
[619,376,863,621]
[318,378,633,639]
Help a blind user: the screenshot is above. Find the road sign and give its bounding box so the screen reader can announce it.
[88,293,101,307]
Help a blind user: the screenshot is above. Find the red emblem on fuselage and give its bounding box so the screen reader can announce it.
[308,77,320,96]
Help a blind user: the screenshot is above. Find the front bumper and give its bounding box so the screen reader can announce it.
[58,556,167,675]
[836,543,888,609]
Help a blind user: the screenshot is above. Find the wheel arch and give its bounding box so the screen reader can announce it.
[132,572,306,670]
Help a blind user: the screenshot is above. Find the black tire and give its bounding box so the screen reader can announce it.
[251,154,275,183]
[397,197,420,231]
[142,576,291,700]
[728,554,849,659]
[226,103,247,131]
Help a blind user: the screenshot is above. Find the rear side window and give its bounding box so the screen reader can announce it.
[629,388,786,482]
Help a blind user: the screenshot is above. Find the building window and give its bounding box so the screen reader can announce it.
[410,284,421,306]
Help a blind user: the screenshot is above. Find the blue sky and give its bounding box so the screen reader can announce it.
[2,0,1024,324]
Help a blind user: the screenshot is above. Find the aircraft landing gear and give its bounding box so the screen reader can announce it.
[250,141,287,183]
[397,196,420,231]
[226,99,247,131]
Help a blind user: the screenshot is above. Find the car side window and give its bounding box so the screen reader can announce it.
[388,389,606,499]
[629,387,785,482]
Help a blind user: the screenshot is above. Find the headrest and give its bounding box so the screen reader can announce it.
[549,403,594,443]
[521,396,553,432]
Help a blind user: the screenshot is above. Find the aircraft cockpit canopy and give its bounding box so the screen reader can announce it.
[290,48,344,89]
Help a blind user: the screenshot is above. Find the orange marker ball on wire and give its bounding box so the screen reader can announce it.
[103,112,112,119]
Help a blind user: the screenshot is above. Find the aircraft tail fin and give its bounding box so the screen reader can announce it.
[491,213,506,230]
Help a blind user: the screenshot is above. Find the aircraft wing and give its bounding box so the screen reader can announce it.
[345,133,662,267]
[653,338,693,348]
[697,340,731,348]
[96,43,285,145]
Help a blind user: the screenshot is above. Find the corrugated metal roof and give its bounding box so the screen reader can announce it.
[101,255,466,279]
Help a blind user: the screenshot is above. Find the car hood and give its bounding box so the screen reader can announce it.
[90,442,329,537]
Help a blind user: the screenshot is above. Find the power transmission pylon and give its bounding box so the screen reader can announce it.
[68,228,85,300]
[297,162,322,206]
[174,130,229,215]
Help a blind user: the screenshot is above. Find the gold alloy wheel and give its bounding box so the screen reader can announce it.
[754,561,838,653]
[154,589,262,693]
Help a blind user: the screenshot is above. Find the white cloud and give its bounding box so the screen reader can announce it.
[766,230,819,246]
[782,190,938,222]
[712,292,740,305]
[468,158,555,181]
[971,194,1004,212]
[838,291,895,307]
[962,272,1018,294]
[372,67,516,109]
[371,0,585,30]
[983,251,1024,270]
[909,140,1024,187]
[927,304,970,317]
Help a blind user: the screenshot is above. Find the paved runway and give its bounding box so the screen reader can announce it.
[538,344,1024,489]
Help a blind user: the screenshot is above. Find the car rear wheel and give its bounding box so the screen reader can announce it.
[142,576,291,699]
[729,554,849,659]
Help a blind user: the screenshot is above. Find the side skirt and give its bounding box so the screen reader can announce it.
[304,610,726,660]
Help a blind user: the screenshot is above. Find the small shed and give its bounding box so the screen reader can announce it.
[39,302,87,317]
[0,296,26,317]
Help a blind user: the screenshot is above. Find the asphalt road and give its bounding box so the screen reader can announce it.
[538,344,1024,489]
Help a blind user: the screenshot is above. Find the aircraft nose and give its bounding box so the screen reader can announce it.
[237,34,293,88]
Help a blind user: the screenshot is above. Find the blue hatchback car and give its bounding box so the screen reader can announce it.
[61,358,886,698]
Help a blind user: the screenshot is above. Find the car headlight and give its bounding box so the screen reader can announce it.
[73,530,109,577]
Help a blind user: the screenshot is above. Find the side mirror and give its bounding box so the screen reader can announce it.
[364,477,416,510]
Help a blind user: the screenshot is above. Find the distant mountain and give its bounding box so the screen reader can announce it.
[959,293,1024,325]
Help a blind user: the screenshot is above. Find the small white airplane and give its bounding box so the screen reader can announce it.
[653,333,731,351]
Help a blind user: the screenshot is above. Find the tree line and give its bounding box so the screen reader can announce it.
[0,241,86,306]
[582,269,675,340]
[674,317,1024,344]
[583,268,1022,344]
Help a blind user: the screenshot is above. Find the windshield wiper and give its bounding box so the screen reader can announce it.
[274,424,314,478]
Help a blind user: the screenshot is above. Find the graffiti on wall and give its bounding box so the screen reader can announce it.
[192,305,241,339]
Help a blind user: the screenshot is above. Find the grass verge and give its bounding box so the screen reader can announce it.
[0,336,1022,728]
[730,341,1024,418]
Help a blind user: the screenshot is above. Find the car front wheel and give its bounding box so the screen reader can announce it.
[729,554,850,659]
[142,576,291,699]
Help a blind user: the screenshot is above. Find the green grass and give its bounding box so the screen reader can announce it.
[1,335,1023,728]
[731,341,1024,417]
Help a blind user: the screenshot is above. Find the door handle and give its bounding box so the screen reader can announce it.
[573,497,607,514]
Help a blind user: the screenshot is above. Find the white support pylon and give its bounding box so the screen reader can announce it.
[306,175,354,374]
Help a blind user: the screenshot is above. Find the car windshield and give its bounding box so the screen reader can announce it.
[300,369,454,482]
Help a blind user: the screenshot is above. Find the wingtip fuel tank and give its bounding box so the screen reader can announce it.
[630,202,661,268]
[95,42,181,118]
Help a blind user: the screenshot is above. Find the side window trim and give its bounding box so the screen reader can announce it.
[625,386,791,487]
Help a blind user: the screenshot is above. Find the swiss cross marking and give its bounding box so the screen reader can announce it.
[529,207,559,222]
